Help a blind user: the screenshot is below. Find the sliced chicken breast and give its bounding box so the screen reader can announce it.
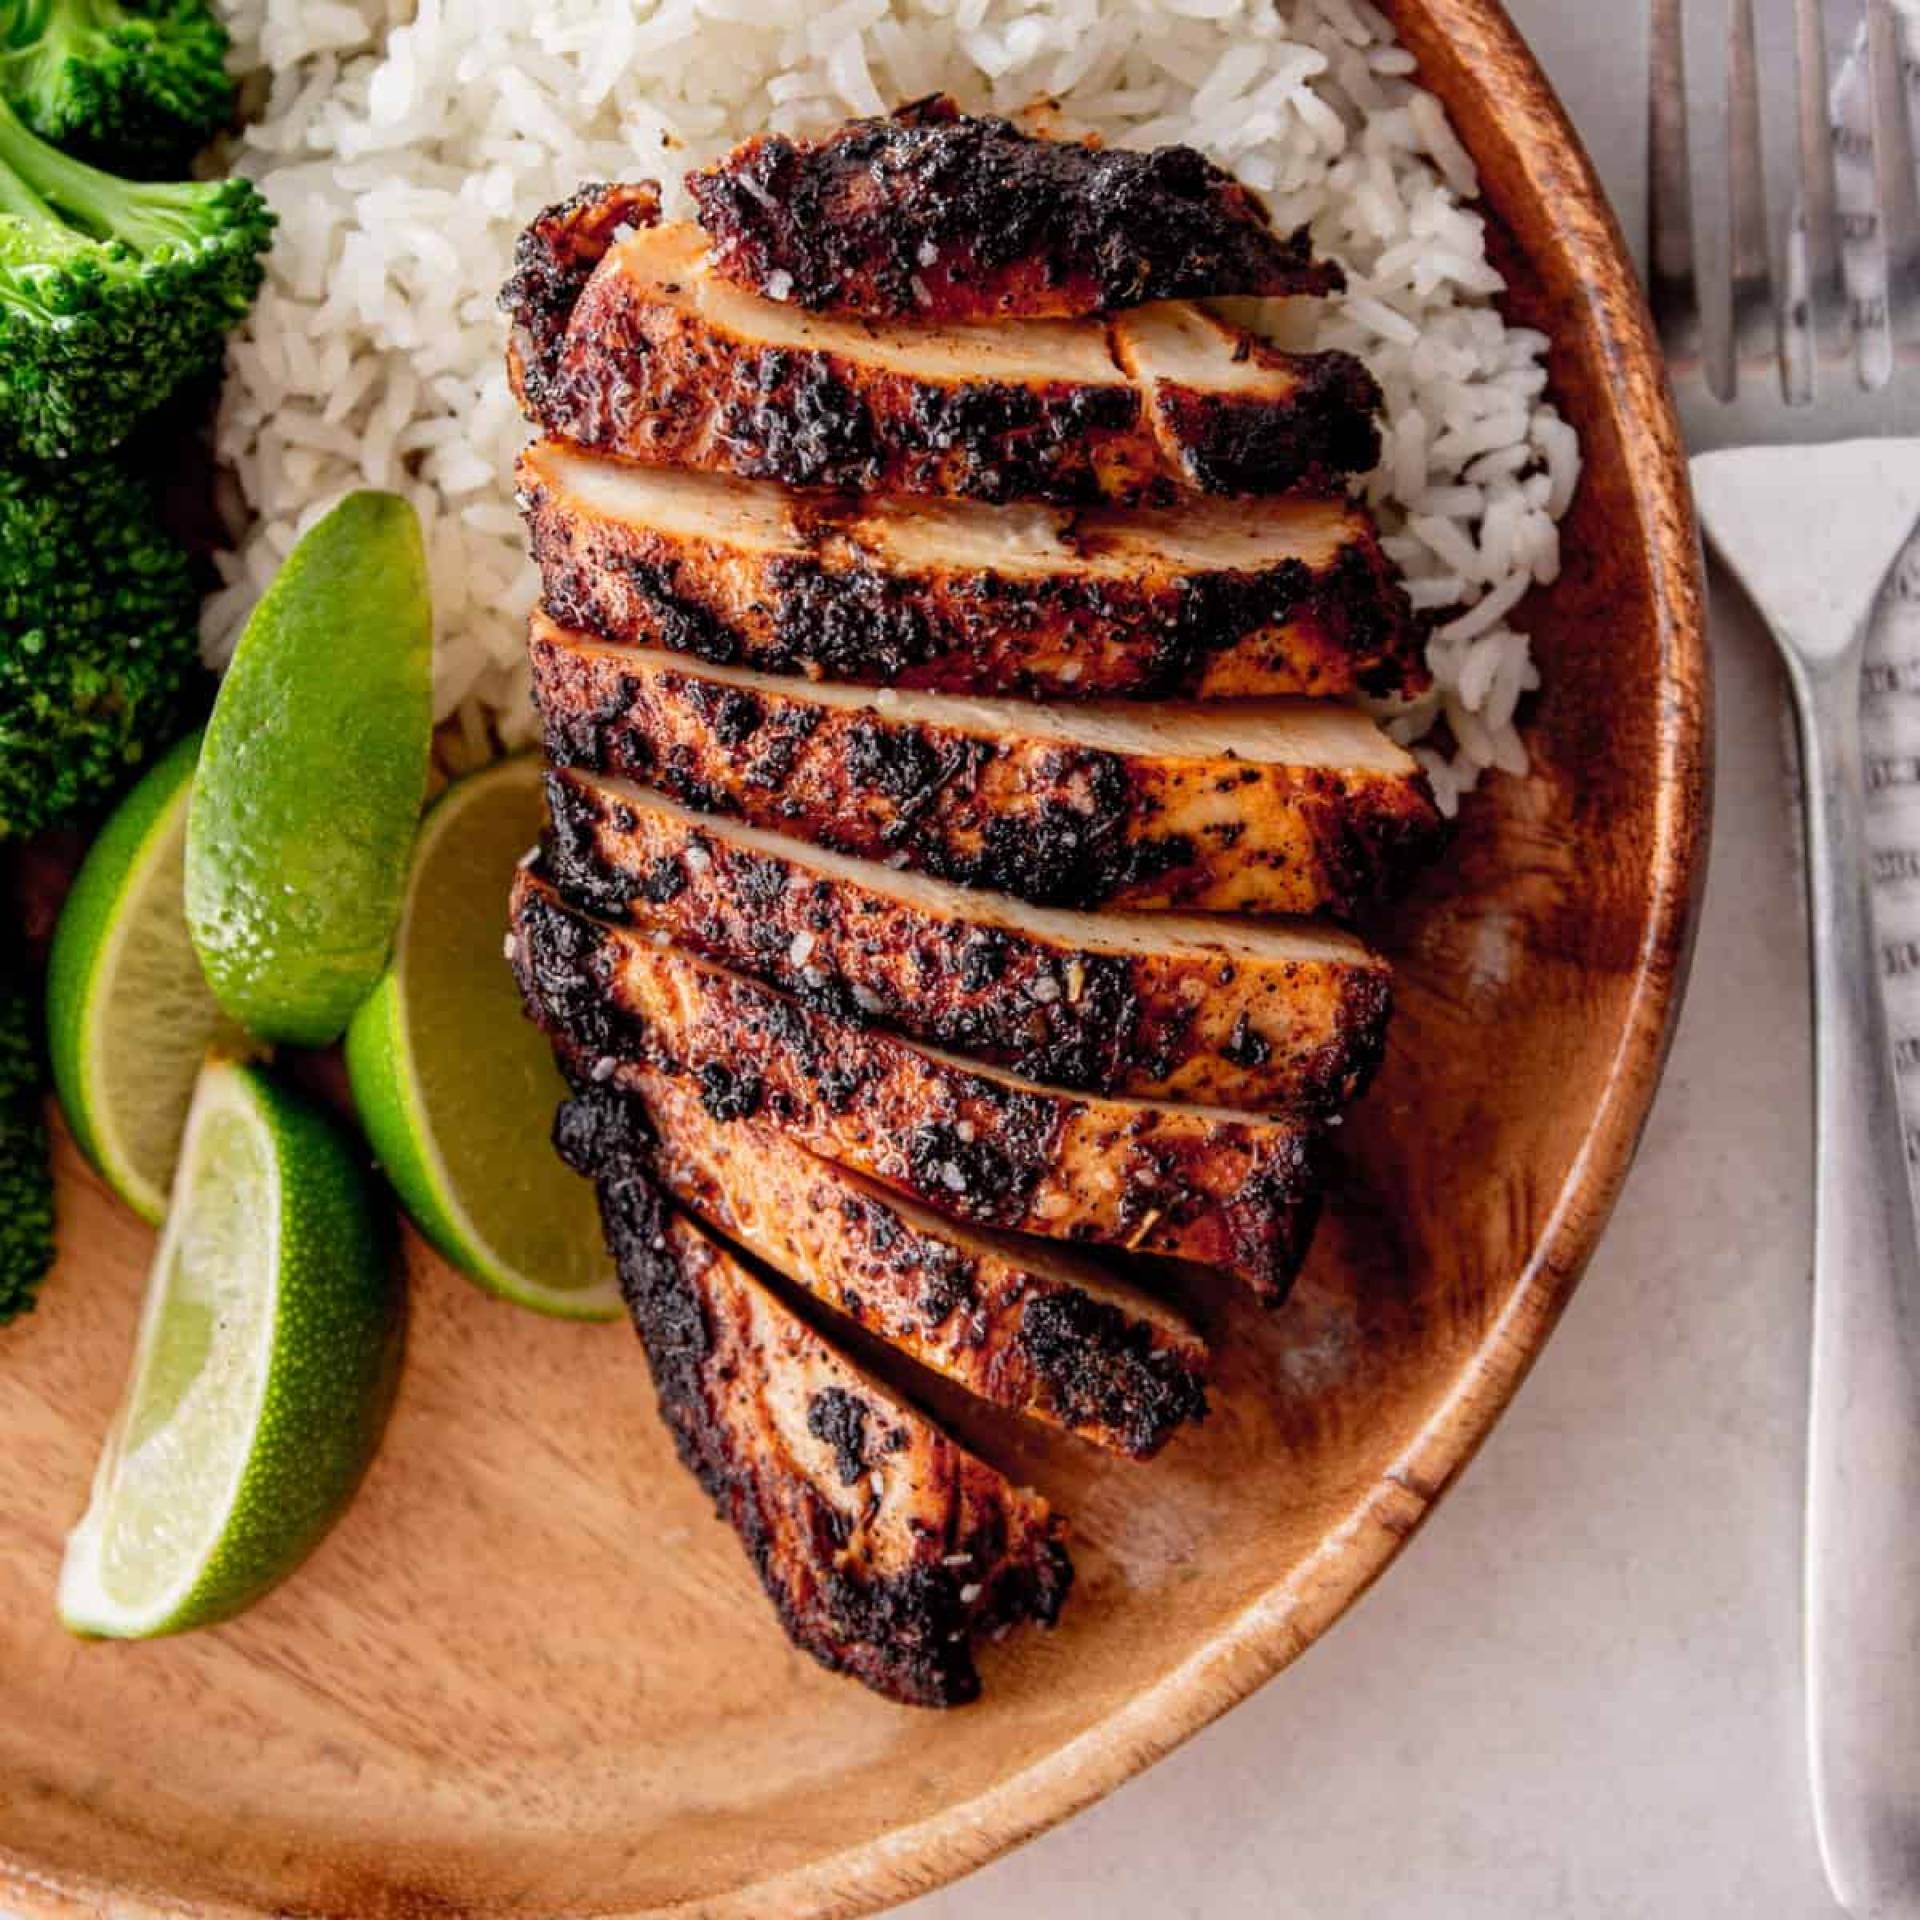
[545,768,1394,1112]
[1113,302,1383,495]
[513,873,1323,1302]
[507,214,1379,505]
[531,614,1443,916]
[557,1105,1071,1707]
[519,438,1426,701]
[619,1063,1209,1458]
[688,95,1343,322]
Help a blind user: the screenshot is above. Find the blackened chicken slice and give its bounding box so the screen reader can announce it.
[559,1128,1071,1707]
[1112,302,1383,497]
[499,180,662,431]
[518,438,1426,701]
[616,1062,1209,1459]
[512,873,1324,1303]
[506,217,1380,506]
[544,769,1395,1114]
[686,95,1343,322]
[530,615,1444,917]
[510,217,1160,506]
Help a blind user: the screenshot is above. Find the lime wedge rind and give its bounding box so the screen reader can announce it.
[45,729,234,1225]
[58,1059,401,1641]
[345,757,621,1323]
[57,1061,278,1634]
[185,491,433,1050]
[347,975,621,1322]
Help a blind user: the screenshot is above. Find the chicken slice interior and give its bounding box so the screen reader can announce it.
[1112,300,1317,398]
[610,220,1126,386]
[572,772,1380,971]
[551,626,1417,774]
[530,438,1366,579]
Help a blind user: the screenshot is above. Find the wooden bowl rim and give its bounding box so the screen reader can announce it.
[1,2,1708,1915]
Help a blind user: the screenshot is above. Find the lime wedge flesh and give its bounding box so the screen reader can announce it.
[45,730,245,1224]
[186,491,433,1049]
[345,756,620,1320]
[58,1059,401,1639]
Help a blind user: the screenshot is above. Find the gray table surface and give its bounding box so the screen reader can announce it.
[909,6,1847,1915]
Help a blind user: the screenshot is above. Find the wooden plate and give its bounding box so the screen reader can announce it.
[0,2,1707,1913]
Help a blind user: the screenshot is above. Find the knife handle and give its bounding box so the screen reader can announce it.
[1791,637,1920,1920]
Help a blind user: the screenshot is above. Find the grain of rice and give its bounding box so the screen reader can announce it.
[1435,570,1530,647]
[1404,574,1466,613]
[1344,294,1420,345]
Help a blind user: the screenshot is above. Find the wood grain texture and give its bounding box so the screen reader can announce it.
[0,1,1709,1914]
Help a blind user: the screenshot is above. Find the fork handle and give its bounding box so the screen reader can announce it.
[1794,643,1920,1920]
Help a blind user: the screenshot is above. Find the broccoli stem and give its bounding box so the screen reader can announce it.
[39,0,127,78]
[0,87,210,249]
[0,118,58,227]
[4,0,138,54]
[0,1,52,52]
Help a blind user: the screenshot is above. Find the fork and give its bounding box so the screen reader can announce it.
[1652,5,1920,1916]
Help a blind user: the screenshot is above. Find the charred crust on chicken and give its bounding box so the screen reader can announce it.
[688,95,1344,321]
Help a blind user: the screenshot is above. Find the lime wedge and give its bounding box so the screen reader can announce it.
[46,731,247,1224]
[345,757,619,1321]
[186,492,432,1048]
[57,1058,401,1639]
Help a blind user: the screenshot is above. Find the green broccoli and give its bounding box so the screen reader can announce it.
[0,0,232,175]
[0,954,53,1325]
[0,91,271,458]
[0,454,203,838]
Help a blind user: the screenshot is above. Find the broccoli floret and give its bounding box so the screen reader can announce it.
[0,957,53,1325]
[0,0,232,175]
[0,454,203,837]
[0,92,270,458]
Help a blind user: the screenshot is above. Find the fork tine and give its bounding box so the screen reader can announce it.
[1866,0,1920,383]
[1785,0,1846,403]
[1724,0,1775,403]
[1648,0,1702,369]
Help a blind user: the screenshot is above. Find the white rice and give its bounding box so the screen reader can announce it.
[210,0,1580,814]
